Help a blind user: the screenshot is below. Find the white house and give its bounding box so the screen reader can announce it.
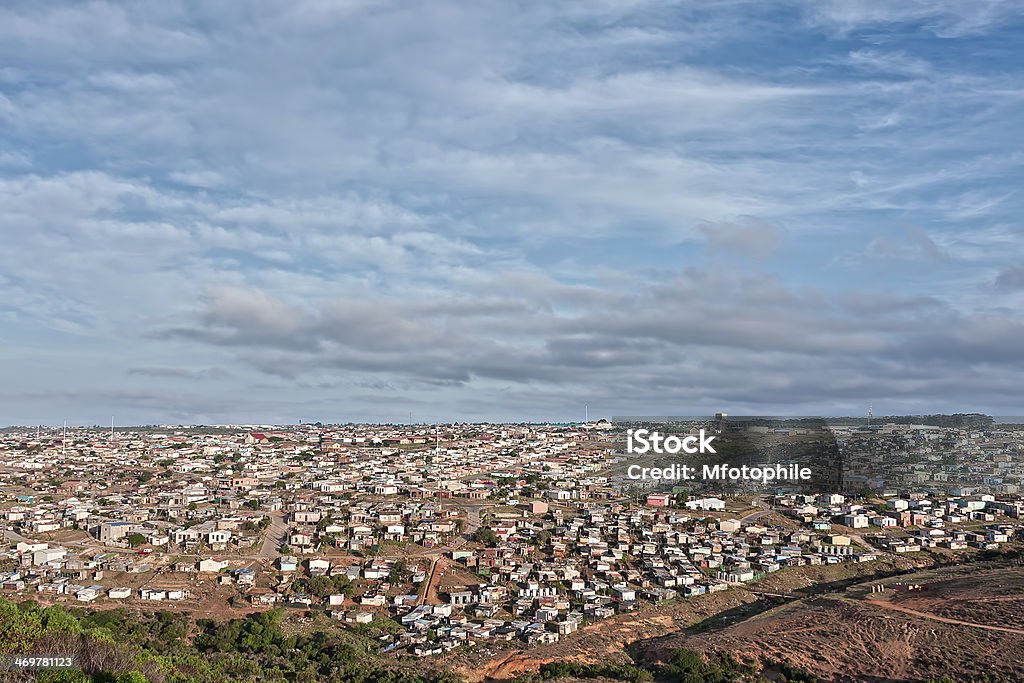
[685,498,726,512]
[309,558,331,574]
[198,558,229,573]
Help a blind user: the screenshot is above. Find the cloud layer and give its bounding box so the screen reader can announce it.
[1,1,1023,423]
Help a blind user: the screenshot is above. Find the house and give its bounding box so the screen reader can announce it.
[93,521,140,543]
[76,586,101,602]
[841,514,869,529]
[556,620,578,635]
[235,568,257,585]
[206,530,232,548]
[525,631,559,645]
[611,585,636,602]
[290,531,313,547]
[172,528,201,546]
[249,589,279,606]
[33,548,67,567]
[719,519,741,533]
[308,558,331,575]
[685,498,726,512]
[718,568,756,583]
[529,501,549,515]
[198,558,229,573]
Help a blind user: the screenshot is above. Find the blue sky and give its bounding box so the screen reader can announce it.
[1,0,1023,424]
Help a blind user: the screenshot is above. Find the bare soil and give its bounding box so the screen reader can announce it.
[633,563,1024,683]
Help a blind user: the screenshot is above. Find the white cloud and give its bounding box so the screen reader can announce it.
[0,1,1022,422]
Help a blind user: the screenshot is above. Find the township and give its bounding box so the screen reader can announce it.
[2,419,1023,657]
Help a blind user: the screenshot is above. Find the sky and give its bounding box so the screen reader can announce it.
[1,0,1024,425]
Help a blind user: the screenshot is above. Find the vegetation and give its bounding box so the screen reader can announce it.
[126,533,147,548]
[472,527,499,546]
[536,648,761,683]
[660,648,757,683]
[0,598,460,683]
[538,661,652,682]
[291,573,354,598]
[774,662,820,683]
[389,559,409,582]
[0,600,923,683]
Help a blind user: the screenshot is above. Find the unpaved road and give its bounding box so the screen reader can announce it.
[867,599,1024,635]
[420,556,441,605]
[258,511,288,559]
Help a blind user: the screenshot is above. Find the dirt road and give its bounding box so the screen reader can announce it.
[866,599,1024,635]
[258,511,288,559]
[420,556,442,605]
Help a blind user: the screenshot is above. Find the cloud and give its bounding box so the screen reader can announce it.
[801,0,1024,38]
[163,272,1024,413]
[867,227,950,262]
[0,1,1023,422]
[698,218,786,258]
[127,367,233,380]
[994,265,1024,290]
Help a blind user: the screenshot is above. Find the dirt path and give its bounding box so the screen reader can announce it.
[866,599,1024,635]
[739,498,768,524]
[258,511,287,559]
[421,556,441,605]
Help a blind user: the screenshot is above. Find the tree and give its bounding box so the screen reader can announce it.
[389,559,409,582]
[306,575,334,599]
[36,672,90,683]
[126,533,147,548]
[473,528,499,547]
[115,673,151,683]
